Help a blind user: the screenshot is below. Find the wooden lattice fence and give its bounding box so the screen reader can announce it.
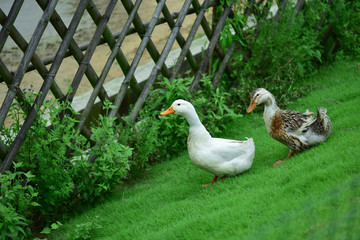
[0,0,298,173]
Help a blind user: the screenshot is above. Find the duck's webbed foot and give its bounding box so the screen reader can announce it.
[273,151,294,166]
[273,160,283,166]
[202,175,224,187]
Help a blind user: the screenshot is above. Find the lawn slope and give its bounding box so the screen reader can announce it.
[52,61,360,240]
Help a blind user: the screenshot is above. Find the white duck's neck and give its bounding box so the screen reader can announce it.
[183,110,211,140]
[263,95,279,133]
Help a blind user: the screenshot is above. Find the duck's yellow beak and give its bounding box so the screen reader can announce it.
[160,106,175,115]
[247,100,257,113]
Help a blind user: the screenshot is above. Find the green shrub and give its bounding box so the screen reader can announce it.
[0,89,134,233]
[72,100,132,202]
[70,216,103,240]
[218,0,360,112]
[330,1,360,60]
[149,76,196,158]
[12,89,83,218]
[119,107,161,177]
[235,3,325,108]
[0,162,39,239]
[192,77,241,134]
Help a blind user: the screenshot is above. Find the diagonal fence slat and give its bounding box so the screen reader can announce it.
[157,0,198,74]
[36,0,109,105]
[193,0,233,76]
[65,0,117,104]
[0,60,14,158]
[130,0,193,122]
[109,0,167,119]
[169,0,210,82]
[0,0,24,52]
[0,9,65,100]
[274,0,288,22]
[0,140,6,160]
[86,0,142,97]
[189,0,234,92]
[0,0,88,173]
[212,41,236,90]
[0,0,59,128]
[121,0,171,78]
[0,51,27,110]
[76,0,143,132]
[212,0,257,89]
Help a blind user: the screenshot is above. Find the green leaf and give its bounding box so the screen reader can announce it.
[41,227,51,234]
[13,162,23,169]
[51,222,62,230]
[31,202,41,207]
[24,171,35,179]
[8,225,14,233]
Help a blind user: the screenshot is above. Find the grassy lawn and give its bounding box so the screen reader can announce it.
[51,60,360,239]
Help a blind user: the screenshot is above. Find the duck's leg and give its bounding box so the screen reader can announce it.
[202,175,218,187]
[273,150,293,166]
[211,175,219,183]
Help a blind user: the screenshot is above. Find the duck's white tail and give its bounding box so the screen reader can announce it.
[245,137,256,164]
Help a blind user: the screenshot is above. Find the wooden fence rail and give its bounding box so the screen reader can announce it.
[0,0,219,173]
[0,0,285,172]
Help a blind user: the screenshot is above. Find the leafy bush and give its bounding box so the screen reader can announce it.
[12,89,83,217]
[218,0,360,112]
[148,77,194,158]
[0,89,134,234]
[329,0,360,60]
[120,108,161,177]
[229,2,325,110]
[72,100,132,202]
[0,162,39,239]
[192,77,241,134]
[69,216,103,240]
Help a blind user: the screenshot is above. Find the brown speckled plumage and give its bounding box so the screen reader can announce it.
[248,88,332,155]
[270,110,310,152]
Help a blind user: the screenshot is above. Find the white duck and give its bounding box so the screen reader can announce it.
[161,99,255,187]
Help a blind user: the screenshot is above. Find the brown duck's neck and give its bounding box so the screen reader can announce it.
[263,96,279,132]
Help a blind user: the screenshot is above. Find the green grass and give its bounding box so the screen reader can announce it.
[51,60,360,239]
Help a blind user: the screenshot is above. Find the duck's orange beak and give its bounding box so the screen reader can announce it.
[160,106,175,115]
[247,100,257,113]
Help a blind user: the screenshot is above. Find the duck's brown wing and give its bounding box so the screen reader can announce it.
[278,109,316,134]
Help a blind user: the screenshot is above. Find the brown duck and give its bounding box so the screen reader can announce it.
[247,88,332,166]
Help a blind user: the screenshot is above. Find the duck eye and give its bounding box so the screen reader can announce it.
[177,103,181,106]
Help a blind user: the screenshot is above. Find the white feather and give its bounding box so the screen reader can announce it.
[169,99,256,177]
